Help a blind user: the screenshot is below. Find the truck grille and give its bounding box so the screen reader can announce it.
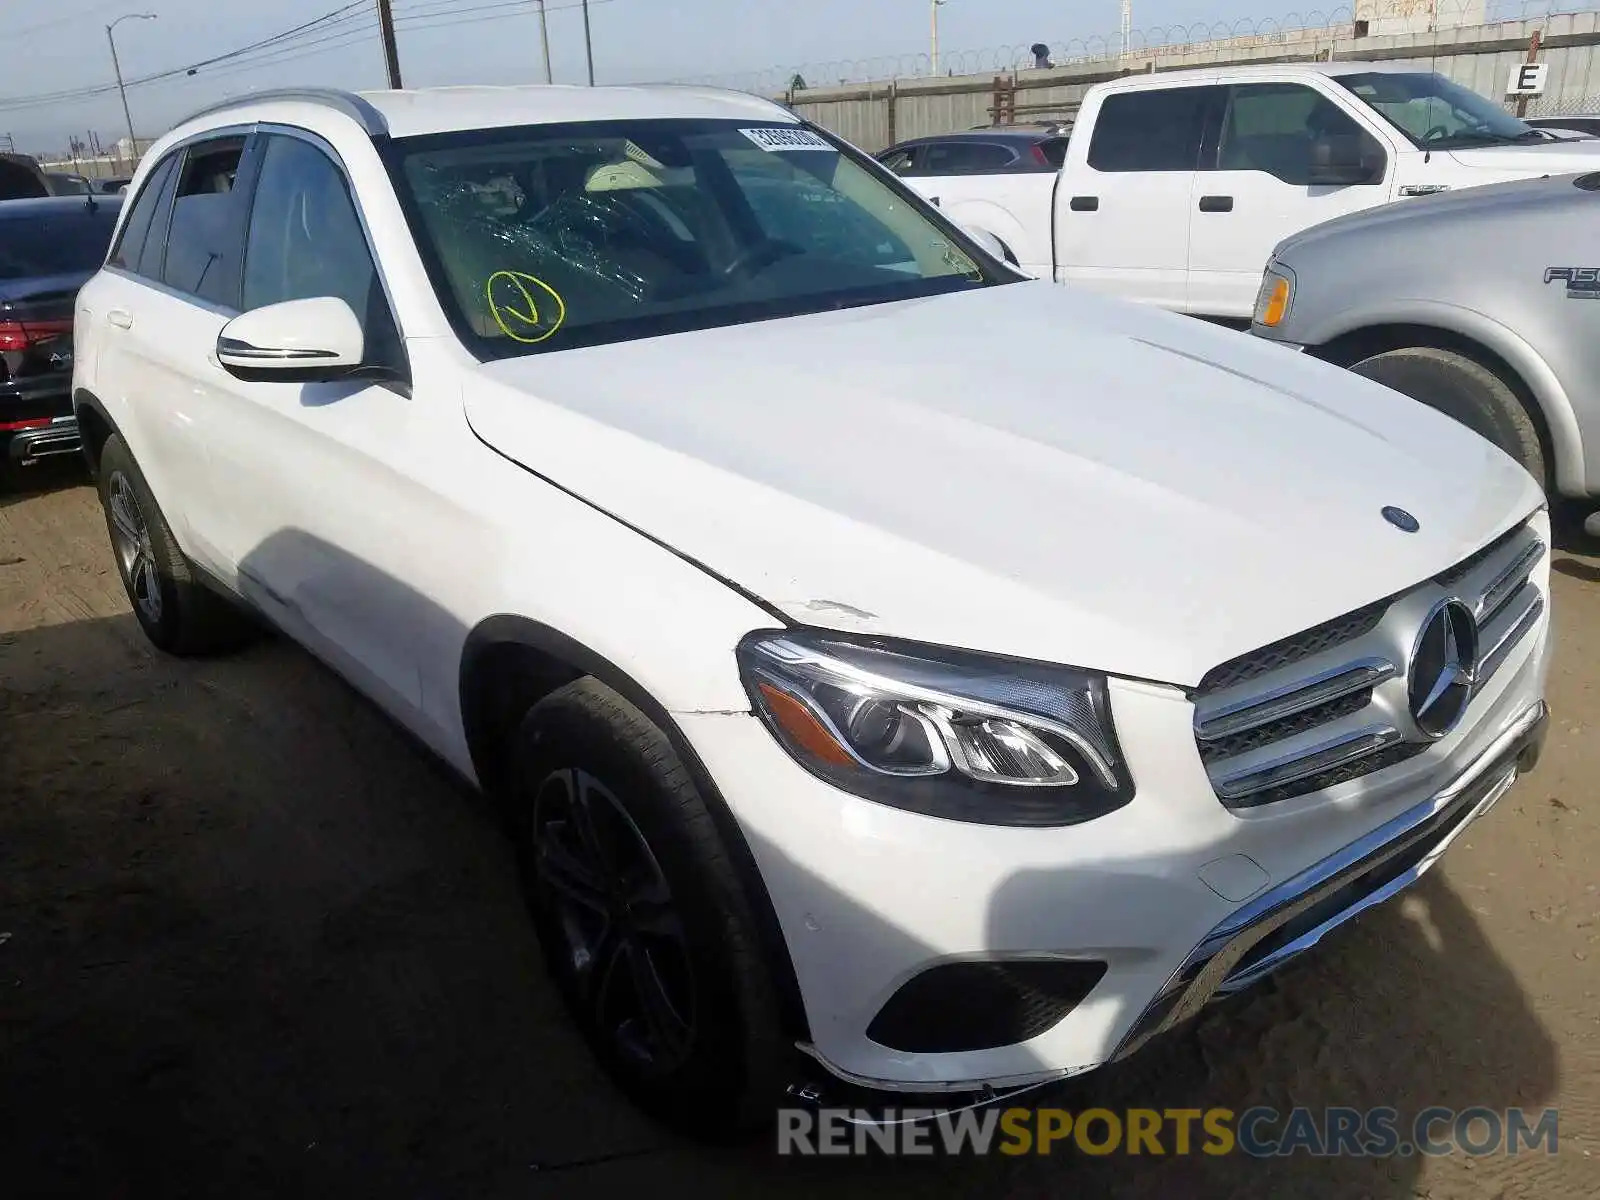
[1193,520,1546,809]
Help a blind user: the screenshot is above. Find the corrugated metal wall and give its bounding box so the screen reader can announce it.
[791,11,1600,152]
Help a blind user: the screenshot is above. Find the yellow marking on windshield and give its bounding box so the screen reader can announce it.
[486,270,567,344]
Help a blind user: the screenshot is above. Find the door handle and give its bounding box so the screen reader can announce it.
[1069,195,1099,211]
[107,309,134,329]
[1198,195,1235,213]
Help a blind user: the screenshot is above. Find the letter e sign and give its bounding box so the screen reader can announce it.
[1508,63,1549,95]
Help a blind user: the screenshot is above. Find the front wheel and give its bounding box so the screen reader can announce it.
[96,433,256,655]
[508,678,792,1138]
[1348,346,1547,487]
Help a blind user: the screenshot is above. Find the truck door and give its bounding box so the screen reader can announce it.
[1187,81,1393,319]
[1055,82,1217,311]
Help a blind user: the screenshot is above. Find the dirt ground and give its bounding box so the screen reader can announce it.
[2,460,1598,1198]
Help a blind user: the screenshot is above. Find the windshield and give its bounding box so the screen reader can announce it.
[1335,71,1541,149]
[0,206,120,280]
[389,118,1004,358]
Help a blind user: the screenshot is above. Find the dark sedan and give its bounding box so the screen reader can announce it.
[0,195,122,476]
[876,127,1071,178]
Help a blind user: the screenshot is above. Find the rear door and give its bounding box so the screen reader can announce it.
[1056,83,1220,310]
[906,140,1056,276]
[91,134,256,569]
[1186,80,1393,319]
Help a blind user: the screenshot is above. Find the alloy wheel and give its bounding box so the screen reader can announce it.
[106,470,162,624]
[531,768,697,1075]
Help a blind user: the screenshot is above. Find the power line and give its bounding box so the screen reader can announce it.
[0,0,622,115]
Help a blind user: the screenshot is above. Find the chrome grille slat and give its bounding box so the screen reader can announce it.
[1477,589,1544,687]
[1476,539,1545,625]
[1213,725,1404,801]
[1194,518,1547,809]
[1195,658,1395,741]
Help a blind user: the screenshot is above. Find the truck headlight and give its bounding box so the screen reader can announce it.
[737,629,1134,826]
[1253,264,1295,328]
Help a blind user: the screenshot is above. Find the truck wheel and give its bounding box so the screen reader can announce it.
[507,678,791,1137]
[1348,347,1547,486]
[97,434,258,655]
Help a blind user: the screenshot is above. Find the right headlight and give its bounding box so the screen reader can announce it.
[737,629,1134,827]
[1253,262,1295,328]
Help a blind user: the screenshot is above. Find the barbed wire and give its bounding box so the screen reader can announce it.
[672,0,1595,95]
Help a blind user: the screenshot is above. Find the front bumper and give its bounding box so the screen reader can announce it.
[678,596,1550,1093]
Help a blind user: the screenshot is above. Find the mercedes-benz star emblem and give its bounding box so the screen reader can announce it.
[1382,506,1421,533]
[1408,600,1479,739]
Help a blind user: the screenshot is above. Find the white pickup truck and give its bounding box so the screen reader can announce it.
[896,61,1600,320]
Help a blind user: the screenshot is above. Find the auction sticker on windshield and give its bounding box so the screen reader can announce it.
[741,127,833,152]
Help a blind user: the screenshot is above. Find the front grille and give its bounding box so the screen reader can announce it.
[1193,521,1546,809]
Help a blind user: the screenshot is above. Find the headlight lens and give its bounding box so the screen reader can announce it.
[1253,264,1294,328]
[737,629,1134,826]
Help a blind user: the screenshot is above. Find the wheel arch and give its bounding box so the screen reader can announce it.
[458,614,811,1042]
[72,387,119,476]
[1303,306,1585,496]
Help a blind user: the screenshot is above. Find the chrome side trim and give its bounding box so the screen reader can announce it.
[1116,700,1546,1062]
[1195,657,1395,741]
[1212,724,1402,801]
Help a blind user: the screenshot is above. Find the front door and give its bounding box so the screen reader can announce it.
[1187,81,1395,319]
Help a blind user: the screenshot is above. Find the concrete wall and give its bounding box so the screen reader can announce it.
[790,10,1600,152]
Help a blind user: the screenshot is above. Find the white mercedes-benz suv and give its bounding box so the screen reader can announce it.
[72,85,1551,1134]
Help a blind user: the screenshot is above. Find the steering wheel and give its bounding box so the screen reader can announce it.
[721,238,803,279]
[1422,124,1452,144]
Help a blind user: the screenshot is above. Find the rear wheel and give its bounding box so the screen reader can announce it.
[1348,346,1547,487]
[97,434,256,655]
[508,678,791,1137]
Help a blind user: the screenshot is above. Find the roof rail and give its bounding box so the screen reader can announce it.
[169,88,388,137]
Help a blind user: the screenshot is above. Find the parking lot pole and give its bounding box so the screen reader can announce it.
[582,0,595,85]
[106,14,156,170]
[537,0,553,83]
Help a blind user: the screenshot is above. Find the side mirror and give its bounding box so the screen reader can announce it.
[217,296,364,382]
[1308,133,1384,186]
[961,225,1012,264]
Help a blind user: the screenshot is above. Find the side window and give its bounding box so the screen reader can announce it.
[1088,87,1217,172]
[1037,137,1070,168]
[878,148,917,176]
[243,134,396,363]
[924,141,1015,175]
[163,139,248,306]
[107,154,177,273]
[1217,84,1383,185]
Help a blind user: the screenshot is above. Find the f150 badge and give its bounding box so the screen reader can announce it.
[1544,267,1600,298]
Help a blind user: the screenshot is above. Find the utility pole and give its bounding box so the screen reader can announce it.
[536,0,553,83]
[931,0,946,76]
[106,13,157,164]
[581,0,595,85]
[376,0,403,88]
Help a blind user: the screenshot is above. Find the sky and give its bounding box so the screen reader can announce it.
[4,0,1364,153]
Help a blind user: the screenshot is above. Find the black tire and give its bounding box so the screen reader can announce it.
[508,677,792,1137]
[96,433,256,655]
[1348,346,1547,486]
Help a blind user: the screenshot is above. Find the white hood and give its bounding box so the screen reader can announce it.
[1447,139,1600,177]
[464,282,1540,686]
